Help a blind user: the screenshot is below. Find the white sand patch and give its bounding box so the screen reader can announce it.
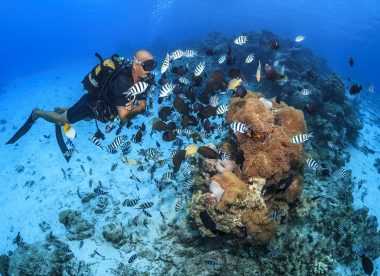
[346,99,380,271]
[0,64,194,274]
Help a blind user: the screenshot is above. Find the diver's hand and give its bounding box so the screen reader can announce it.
[125,102,134,111]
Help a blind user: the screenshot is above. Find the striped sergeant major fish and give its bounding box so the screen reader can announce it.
[216,104,229,115]
[170,49,184,60]
[137,202,153,210]
[291,133,313,144]
[123,196,140,207]
[170,151,177,158]
[110,163,118,171]
[194,61,205,77]
[184,164,195,174]
[161,52,170,74]
[300,88,312,96]
[65,139,78,152]
[184,179,193,190]
[209,95,219,107]
[184,49,197,57]
[306,158,322,171]
[178,77,190,85]
[234,35,247,45]
[91,136,103,150]
[175,197,182,212]
[219,152,232,161]
[245,53,255,63]
[121,141,132,155]
[230,121,250,134]
[175,128,192,135]
[340,168,349,178]
[161,171,175,181]
[108,135,127,151]
[295,35,305,42]
[218,54,226,64]
[147,148,163,161]
[159,82,175,98]
[128,253,139,264]
[107,147,117,154]
[123,81,149,102]
[155,159,167,168]
[94,188,108,196]
[142,209,152,217]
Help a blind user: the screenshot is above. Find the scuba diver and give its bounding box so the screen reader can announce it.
[6,49,157,160]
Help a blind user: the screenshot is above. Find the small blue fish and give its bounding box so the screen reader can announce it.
[271,210,286,220]
[266,250,280,260]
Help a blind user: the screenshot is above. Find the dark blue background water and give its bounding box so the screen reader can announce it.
[1,0,379,91]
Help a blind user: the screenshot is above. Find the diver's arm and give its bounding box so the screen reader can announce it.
[117,100,146,122]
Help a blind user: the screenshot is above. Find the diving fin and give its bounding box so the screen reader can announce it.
[55,125,71,162]
[6,111,36,144]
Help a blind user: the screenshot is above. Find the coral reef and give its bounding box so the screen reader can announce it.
[58,209,94,240]
[5,234,91,275]
[190,94,308,246]
[191,171,278,245]
[311,254,334,275]
[109,30,377,275]
[241,208,278,244]
[0,254,10,276]
[227,93,305,191]
[102,221,127,248]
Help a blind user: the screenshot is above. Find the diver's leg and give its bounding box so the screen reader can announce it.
[34,110,69,126]
[54,107,70,114]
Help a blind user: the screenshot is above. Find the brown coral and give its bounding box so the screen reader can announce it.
[275,106,307,137]
[275,175,303,203]
[211,172,248,212]
[227,93,274,136]
[241,208,278,244]
[227,93,306,189]
[191,91,307,246]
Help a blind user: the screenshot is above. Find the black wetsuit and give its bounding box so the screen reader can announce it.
[66,66,147,124]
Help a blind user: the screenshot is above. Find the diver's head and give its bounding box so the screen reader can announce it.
[132,50,157,79]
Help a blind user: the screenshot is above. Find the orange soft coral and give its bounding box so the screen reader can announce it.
[211,172,248,212]
[241,208,278,244]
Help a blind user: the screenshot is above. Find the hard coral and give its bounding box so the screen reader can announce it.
[241,208,278,244]
[211,172,248,212]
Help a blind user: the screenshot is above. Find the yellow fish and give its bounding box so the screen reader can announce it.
[120,155,143,166]
[228,78,243,90]
[161,52,170,74]
[63,123,76,139]
[256,60,261,82]
[185,144,199,157]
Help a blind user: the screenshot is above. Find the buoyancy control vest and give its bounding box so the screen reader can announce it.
[82,53,130,98]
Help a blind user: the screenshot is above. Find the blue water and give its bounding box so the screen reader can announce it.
[1,0,379,90]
